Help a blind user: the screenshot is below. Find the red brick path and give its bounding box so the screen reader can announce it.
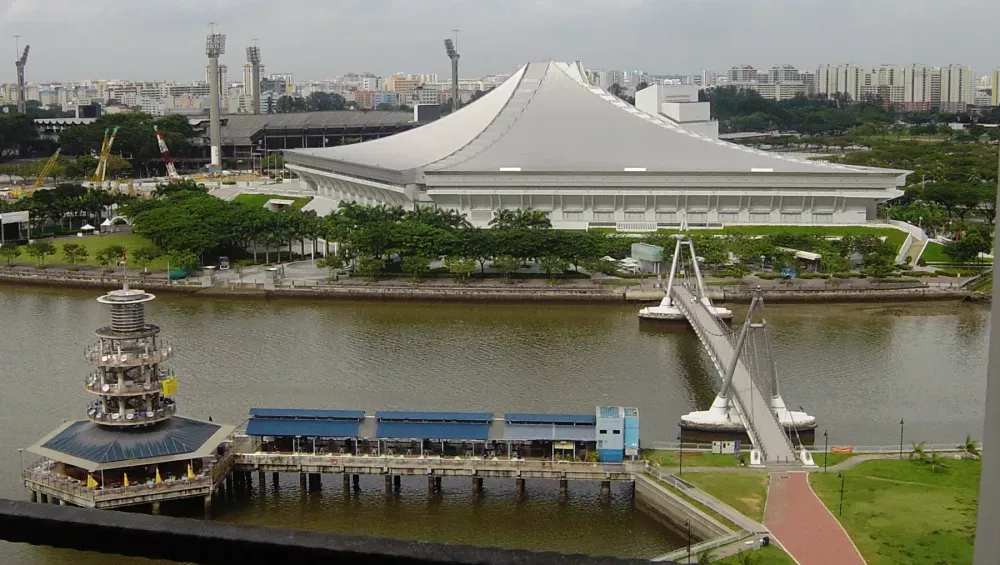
[764,472,866,565]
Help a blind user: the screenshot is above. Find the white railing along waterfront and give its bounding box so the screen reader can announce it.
[647,441,977,455]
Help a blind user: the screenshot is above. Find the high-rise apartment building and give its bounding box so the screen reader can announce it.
[728,65,757,83]
[939,64,975,112]
[769,65,800,83]
[599,70,624,88]
[816,64,865,101]
[385,74,423,93]
[242,63,266,95]
[992,69,999,106]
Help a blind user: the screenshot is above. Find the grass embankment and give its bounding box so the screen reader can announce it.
[6,233,169,270]
[682,473,770,523]
[643,449,744,468]
[233,193,313,210]
[811,459,981,565]
[716,545,798,565]
[589,226,907,254]
[922,241,993,267]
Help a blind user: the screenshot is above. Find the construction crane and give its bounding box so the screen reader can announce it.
[92,126,120,188]
[154,125,180,180]
[15,43,29,114]
[33,148,61,188]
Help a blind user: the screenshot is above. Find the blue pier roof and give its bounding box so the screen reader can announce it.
[249,408,365,420]
[376,421,490,441]
[504,413,596,425]
[246,418,361,438]
[375,411,493,423]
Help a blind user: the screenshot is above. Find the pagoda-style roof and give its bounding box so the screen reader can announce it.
[28,417,234,472]
[287,61,907,186]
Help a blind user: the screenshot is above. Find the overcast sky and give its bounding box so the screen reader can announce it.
[1,0,997,83]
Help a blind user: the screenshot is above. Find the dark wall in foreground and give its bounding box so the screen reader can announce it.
[0,499,658,565]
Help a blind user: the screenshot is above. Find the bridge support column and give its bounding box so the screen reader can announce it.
[600,480,611,502]
[515,478,526,501]
[559,479,568,500]
[203,495,212,519]
[29,491,37,503]
[472,477,483,496]
[151,501,161,515]
[385,475,393,494]
[299,473,307,492]
[427,476,436,495]
[342,474,351,493]
[393,475,401,491]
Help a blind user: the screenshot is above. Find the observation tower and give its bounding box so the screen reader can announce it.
[22,283,234,514]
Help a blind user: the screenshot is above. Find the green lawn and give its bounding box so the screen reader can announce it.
[233,193,313,210]
[920,241,950,263]
[715,545,797,565]
[812,452,858,468]
[810,459,981,565]
[643,449,744,469]
[682,473,770,522]
[6,233,169,270]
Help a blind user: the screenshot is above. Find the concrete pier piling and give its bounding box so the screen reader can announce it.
[203,495,212,519]
[225,474,233,494]
[39,493,48,504]
[385,475,393,494]
[427,476,436,495]
[309,473,321,491]
[29,491,37,503]
[151,501,161,515]
[559,479,568,500]
[393,475,401,491]
[515,478,526,500]
[272,472,279,486]
[58,499,66,506]
[472,477,483,496]
[342,474,351,493]
[352,474,360,490]
[600,480,611,502]
[434,477,442,492]
[258,471,265,493]
[299,473,307,491]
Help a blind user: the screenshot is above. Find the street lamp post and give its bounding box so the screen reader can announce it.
[18,448,23,471]
[838,472,846,516]
[899,418,905,460]
[823,430,829,472]
[686,520,692,562]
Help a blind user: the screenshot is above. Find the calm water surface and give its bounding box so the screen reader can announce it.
[0,286,990,562]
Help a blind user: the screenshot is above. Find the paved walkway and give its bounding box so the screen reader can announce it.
[764,472,866,565]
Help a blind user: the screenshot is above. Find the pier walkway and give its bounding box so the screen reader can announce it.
[672,284,797,464]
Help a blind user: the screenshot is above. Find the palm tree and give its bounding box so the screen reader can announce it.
[961,435,981,459]
[734,550,758,565]
[909,441,929,462]
[697,548,716,564]
[489,209,517,230]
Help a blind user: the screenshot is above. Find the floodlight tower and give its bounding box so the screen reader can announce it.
[444,37,460,113]
[246,44,262,115]
[205,29,226,168]
[14,38,29,115]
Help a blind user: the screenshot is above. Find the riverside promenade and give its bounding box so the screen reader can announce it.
[764,472,866,565]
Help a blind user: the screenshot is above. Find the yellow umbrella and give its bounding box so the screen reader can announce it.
[187,464,195,479]
[155,467,162,484]
[123,473,130,487]
[86,474,98,489]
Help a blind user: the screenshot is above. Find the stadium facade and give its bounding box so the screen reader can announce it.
[284,61,907,228]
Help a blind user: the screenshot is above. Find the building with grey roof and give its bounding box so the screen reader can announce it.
[285,61,908,228]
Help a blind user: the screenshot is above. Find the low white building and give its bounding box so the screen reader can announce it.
[285,61,907,228]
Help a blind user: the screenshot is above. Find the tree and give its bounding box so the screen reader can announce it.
[960,435,981,459]
[61,243,89,266]
[443,256,476,282]
[863,252,894,278]
[131,246,161,273]
[537,256,569,281]
[0,113,39,158]
[317,254,344,276]
[96,245,126,268]
[492,255,522,282]
[353,256,384,281]
[400,255,431,280]
[306,91,347,111]
[25,241,56,265]
[0,244,22,266]
[166,249,199,271]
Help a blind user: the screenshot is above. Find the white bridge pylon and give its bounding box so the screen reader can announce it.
[638,236,733,321]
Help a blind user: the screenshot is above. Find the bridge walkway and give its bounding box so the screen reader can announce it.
[672,285,797,464]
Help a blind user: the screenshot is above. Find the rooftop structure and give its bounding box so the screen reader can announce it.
[285,61,908,229]
[23,284,234,513]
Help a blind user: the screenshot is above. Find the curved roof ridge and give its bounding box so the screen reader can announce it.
[577,81,875,174]
[426,61,552,171]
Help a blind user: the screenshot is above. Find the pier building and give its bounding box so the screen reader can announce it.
[21,284,234,514]
[286,60,907,228]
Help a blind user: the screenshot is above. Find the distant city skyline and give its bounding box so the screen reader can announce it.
[1,0,998,83]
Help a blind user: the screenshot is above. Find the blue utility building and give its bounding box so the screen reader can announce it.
[595,406,640,463]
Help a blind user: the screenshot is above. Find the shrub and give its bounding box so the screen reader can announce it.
[917,257,927,267]
[832,272,853,279]
[756,272,781,280]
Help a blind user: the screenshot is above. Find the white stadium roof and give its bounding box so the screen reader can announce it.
[287,61,906,185]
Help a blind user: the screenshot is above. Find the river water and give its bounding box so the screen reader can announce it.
[0,286,990,562]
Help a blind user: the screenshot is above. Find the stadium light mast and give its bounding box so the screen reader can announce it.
[444,36,460,113]
[246,43,262,116]
[205,25,226,169]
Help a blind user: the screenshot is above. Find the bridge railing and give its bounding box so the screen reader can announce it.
[670,286,767,462]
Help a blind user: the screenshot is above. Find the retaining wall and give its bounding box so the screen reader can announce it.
[718,287,968,303]
[633,474,732,542]
[0,272,201,293]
